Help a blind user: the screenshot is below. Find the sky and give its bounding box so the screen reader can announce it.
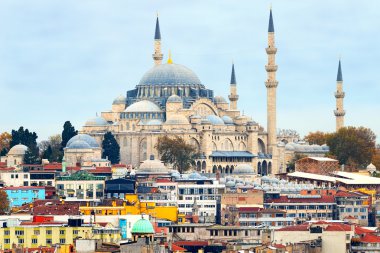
[0,0,379,142]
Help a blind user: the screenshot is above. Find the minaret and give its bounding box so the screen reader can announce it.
[152,15,163,65]
[228,63,239,110]
[265,8,278,153]
[334,59,345,131]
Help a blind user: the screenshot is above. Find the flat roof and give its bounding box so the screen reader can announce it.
[288,171,380,185]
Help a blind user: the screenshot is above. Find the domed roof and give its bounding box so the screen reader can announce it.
[138,63,202,86]
[125,100,162,113]
[188,171,203,180]
[214,96,228,104]
[145,119,163,126]
[131,218,154,234]
[85,117,109,127]
[221,116,234,125]
[200,118,211,125]
[234,164,254,174]
[167,95,182,103]
[206,115,224,125]
[138,155,168,174]
[66,134,100,148]
[8,144,28,156]
[321,144,330,151]
[67,140,92,149]
[165,114,189,125]
[113,95,126,105]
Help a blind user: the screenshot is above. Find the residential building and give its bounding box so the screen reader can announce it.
[4,186,45,207]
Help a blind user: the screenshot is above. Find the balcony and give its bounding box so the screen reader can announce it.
[265,65,278,72]
[334,91,345,98]
[266,47,277,54]
[334,110,346,116]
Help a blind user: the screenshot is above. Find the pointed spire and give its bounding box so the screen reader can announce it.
[154,15,161,40]
[337,59,343,82]
[230,63,237,85]
[268,8,275,33]
[167,50,173,64]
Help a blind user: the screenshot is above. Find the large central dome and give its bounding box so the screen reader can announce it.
[138,63,202,86]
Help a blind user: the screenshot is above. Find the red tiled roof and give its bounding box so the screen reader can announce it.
[174,241,208,246]
[112,164,127,168]
[32,203,80,216]
[238,207,285,213]
[276,224,309,232]
[91,167,112,173]
[355,226,375,235]
[164,243,186,251]
[0,167,16,171]
[43,163,62,170]
[156,179,173,183]
[359,233,380,243]
[272,244,286,249]
[66,167,81,171]
[335,190,368,198]
[0,162,7,167]
[266,195,335,203]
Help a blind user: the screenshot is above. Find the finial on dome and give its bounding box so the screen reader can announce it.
[167,50,173,64]
[154,15,161,40]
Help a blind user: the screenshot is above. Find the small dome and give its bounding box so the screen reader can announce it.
[261,176,270,182]
[165,114,189,125]
[321,144,330,151]
[125,100,162,113]
[167,95,182,103]
[206,115,224,125]
[188,172,203,180]
[66,134,99,148]
[8,144,28,156]
[367,163,377,171]
[277,142,286,147]
[285,142,296,151]
[131,218,154,234]
[214,96,228,104]
[221,116,234,125]
[85,117,109,127]
[234,164,254,174]
[235,183,244,188]
[138,155,168,174]
[113,95,126,105]
[138,63,202,86]
[67,140,91,149]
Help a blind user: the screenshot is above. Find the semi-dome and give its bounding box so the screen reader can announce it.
[125,100,162,113]
[234,164,254,174]
[165,114,189,125]
[221,116,234,125]
[138,63,202,86]
[8,144,28,156]
[66,134,100,148]
[214,96,228,104]
[131,218,154,234]
[113,95,126,105]
[206,115,225,125]
[67,140,92,149]
[138,155,168,174]
[167,95,182,103]
[85,117,109,127]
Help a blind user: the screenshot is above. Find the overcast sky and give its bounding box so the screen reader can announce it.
[0,0,379,142]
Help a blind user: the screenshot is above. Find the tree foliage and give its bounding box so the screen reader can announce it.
[0,190,9,214]
[304,127,376,169]
[102,132,120,164]
[40,134,63,162]
[372,148,380,171]
[10,127,40,164]
[61,121,78,150]
[0,132,11,155]
[155,136,199,173]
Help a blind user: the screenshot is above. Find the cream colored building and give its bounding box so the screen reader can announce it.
[0,144,28,168]
[70,11,328,176]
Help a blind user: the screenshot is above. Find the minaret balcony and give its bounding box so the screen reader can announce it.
[266,47,277,54]
[265,80,278,88]
[334,110,346,116]
[228,94,239,101]
[265,65,278,72]
[152,53,163,60]
[334,91,345,98]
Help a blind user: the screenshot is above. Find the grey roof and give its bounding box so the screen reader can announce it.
[206,115,225,125]
[66,134,100,148]
[268,9,274,33]
[113,95,126,105]
[167,94,182,103]
[138,63,202,86]
[234,164,254,174]
[337,60,343,82]
[85,117,109,127]
[210,151,255,158]
[125,100,162,113]
[8,144,28,155]
[230,64,236,85]
[154,17,161,40]
[221,115,234,125]
[67,140,91,149]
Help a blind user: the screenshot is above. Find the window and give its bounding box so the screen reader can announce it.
[59,230,65,235]
[346,234,350,240]
[24,174,28,179]
[32,238,38,244]
[4,239,10,244]
[73,230,79,235]
[34,230,40,235]
[46,230,52,235]
[4,230,10,235]
[60,239,66,244]
[15,230,24,235]
[18,239,24,244]
[46,239,52,244]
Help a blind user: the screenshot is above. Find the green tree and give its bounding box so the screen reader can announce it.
[42,145,53,160]
[10,127,40,164]
[102,132,120,164]
[155,136,199,173]
[327,126,376,169]
[61,121,78,150]
[40,134,63,162]
[0,190,10,214]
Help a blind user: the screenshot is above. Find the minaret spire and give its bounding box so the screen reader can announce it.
[228,63,239,110]
[334,59,345,131]
[265,7,278,157]
[152,14,163,65]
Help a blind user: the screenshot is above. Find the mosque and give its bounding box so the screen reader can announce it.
[63,10,338,175]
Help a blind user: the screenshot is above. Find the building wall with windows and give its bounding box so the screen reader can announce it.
[4,186,45,207]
